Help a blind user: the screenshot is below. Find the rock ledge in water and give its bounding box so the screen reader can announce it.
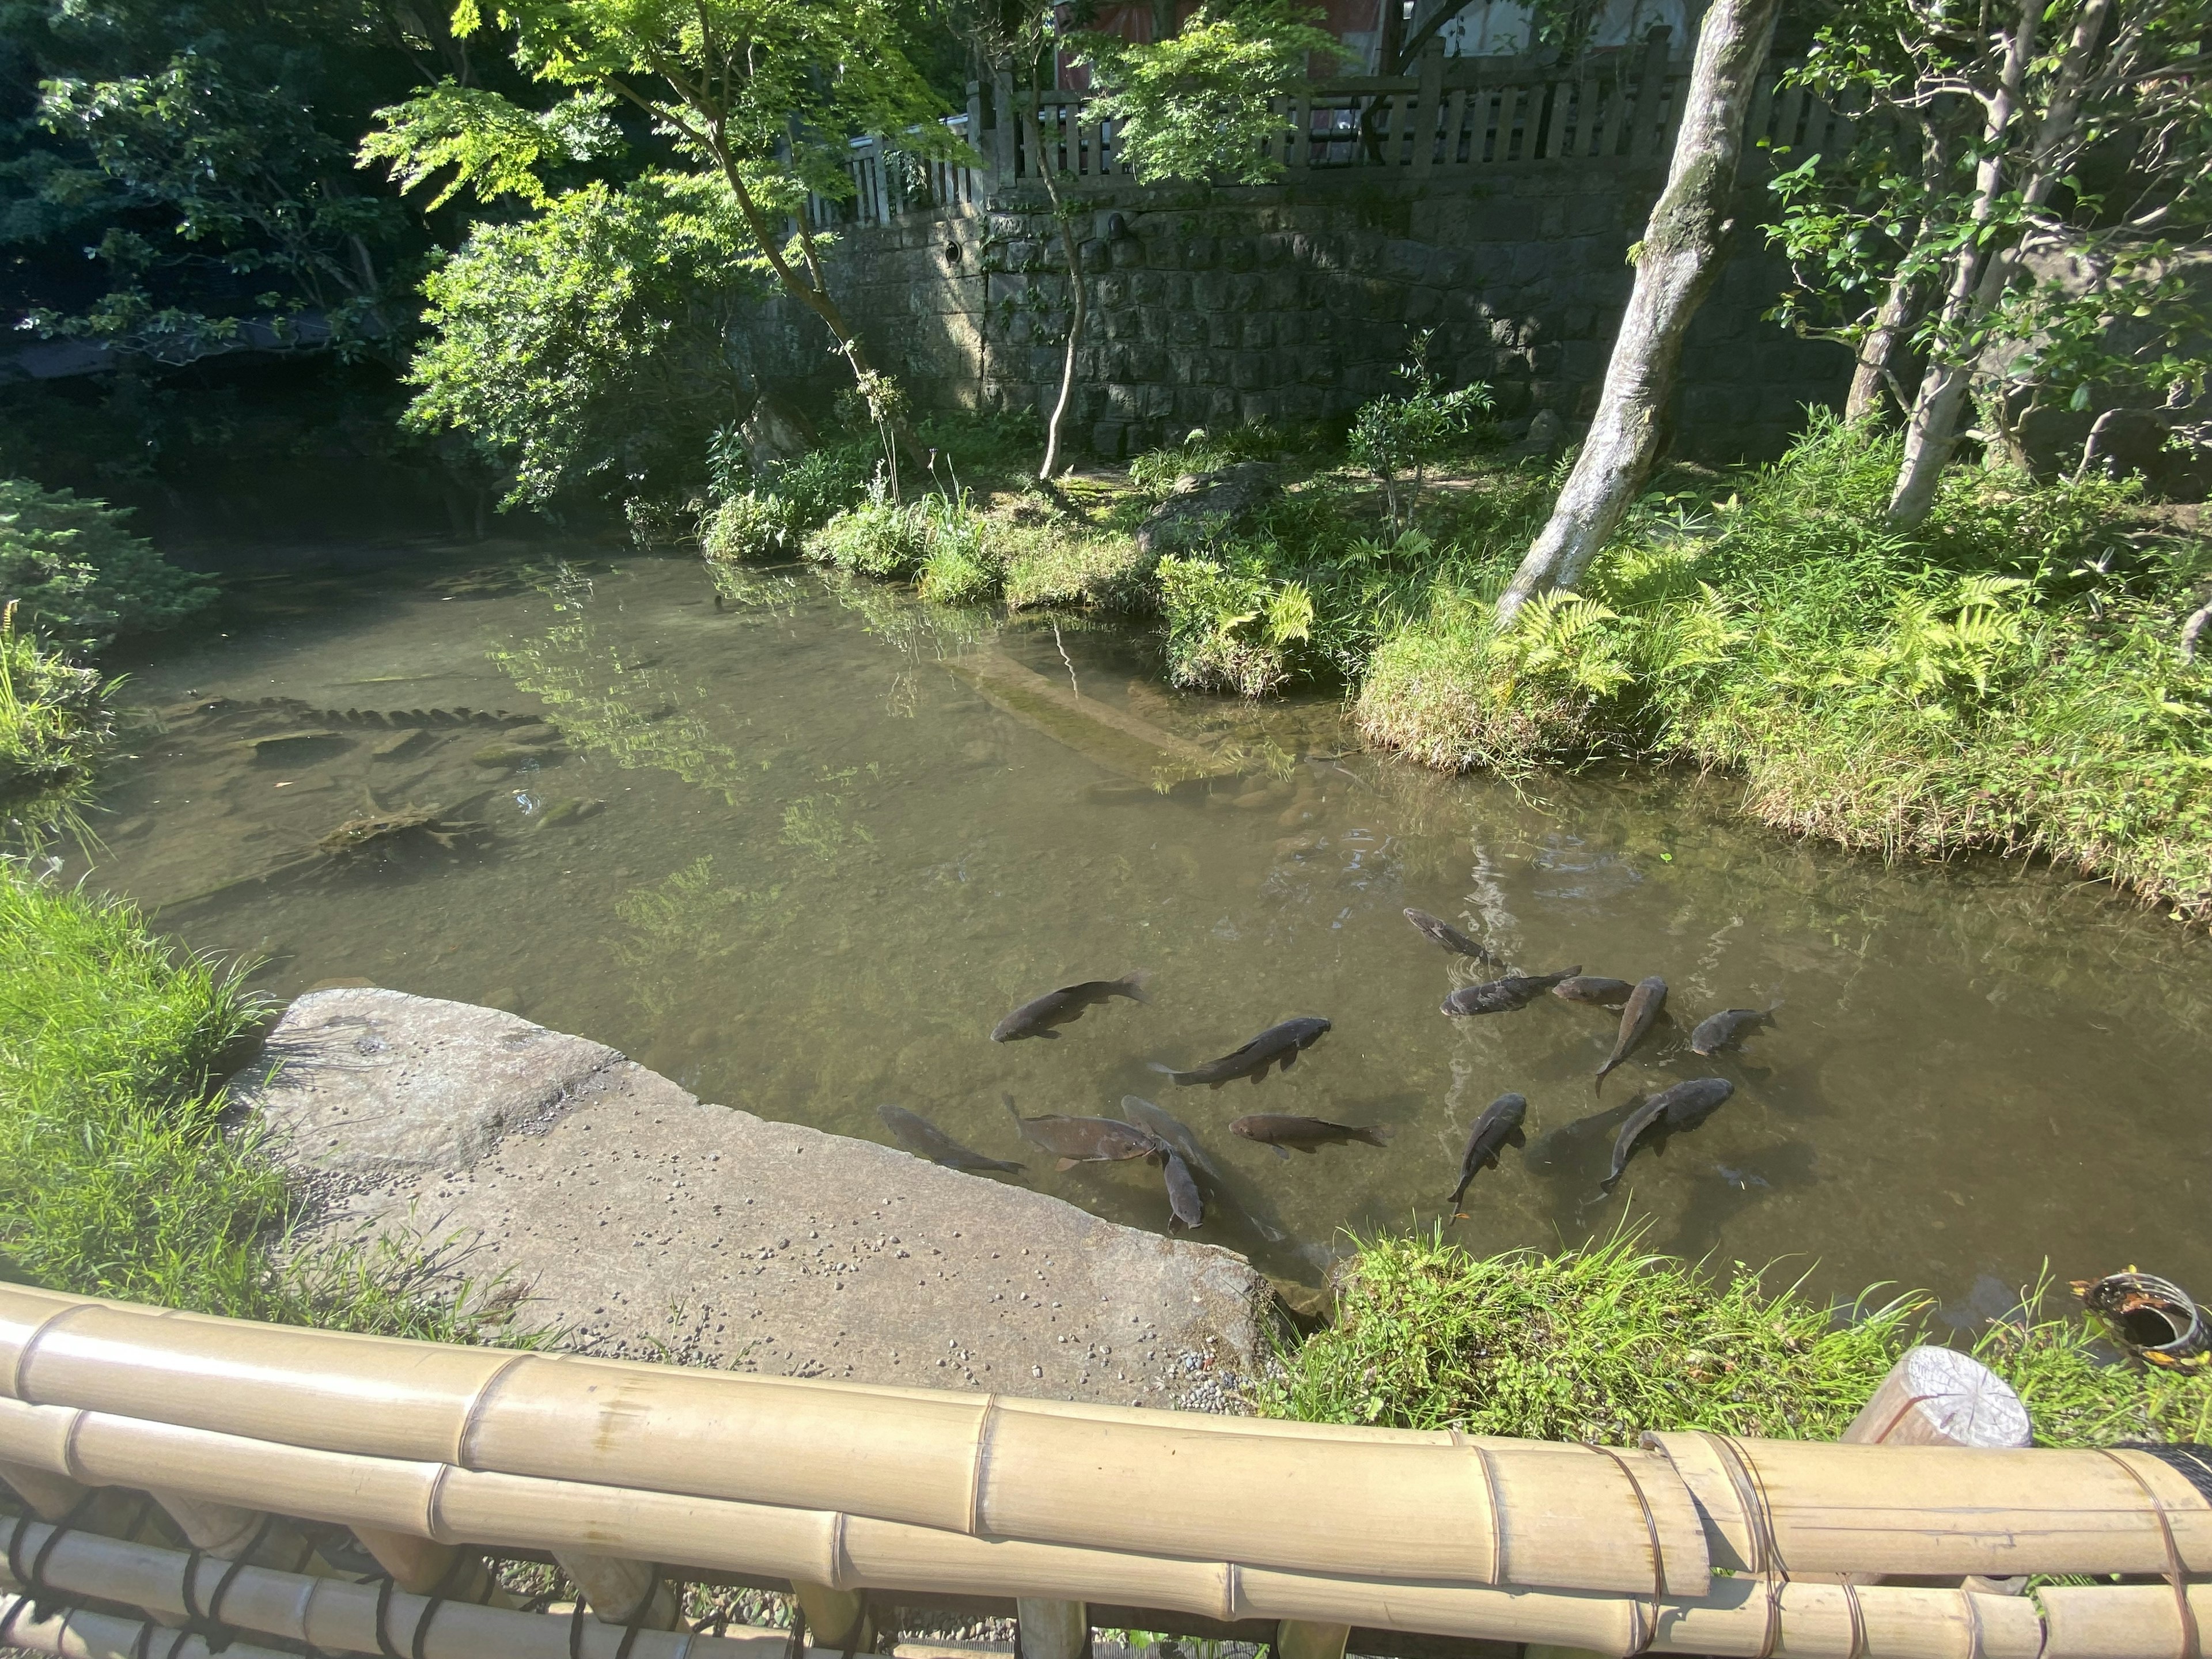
[233,987,1271,1411]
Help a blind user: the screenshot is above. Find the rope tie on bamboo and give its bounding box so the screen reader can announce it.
[1588,1444,1664,1654]
[1838,1578,1867,1659]
[611,1563,665,1659]
[2097,1448,2201,1659]
[181,1510,275,1654]
[1698,1433,1783,1659]
[402,1541,481,1659]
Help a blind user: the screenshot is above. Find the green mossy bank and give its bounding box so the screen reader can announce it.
[0,872,514,1340]
[717,412,2212,927]
[1262,1230,2212,1449]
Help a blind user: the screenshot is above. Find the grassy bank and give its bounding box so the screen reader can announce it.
[1265,1230,2212,1448]
[703,407,2212,925]
[0,870,509,1338]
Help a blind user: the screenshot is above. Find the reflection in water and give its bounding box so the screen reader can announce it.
[69,546,2212,1305]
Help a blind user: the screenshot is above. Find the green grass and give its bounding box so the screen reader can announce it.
[1,604,111,805]
[0,870,520,1339]
[1267,1230,2212,1448]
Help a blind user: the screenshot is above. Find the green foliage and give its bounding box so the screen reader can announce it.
[1271,1232,2210,1449]
[701,491,799,563]
[0,605,110,802]
[1075,1,1340,185]
[806,496,935,579]
[0,870,525,1339]
[0,478,214,652]
[404,173,762,506]
[1344,334,1493,531]
[1357,414,2212,920]
[359,83,618,210]
[1155,551,1313,696]
[1127,422,1298,495]
[1267,1229,1921,1442]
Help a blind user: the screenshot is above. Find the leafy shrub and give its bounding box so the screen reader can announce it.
[700,491,798,563]
[1128,422,1294,495]
[1156,552,1313,696]
[1,603,110,798]
[1346,333,1494,531]
[805,498,933,578]
[0,478,214,652]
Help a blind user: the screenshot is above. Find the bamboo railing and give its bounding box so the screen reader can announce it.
[0,1281,2206,1659]
[809,33,1860,230]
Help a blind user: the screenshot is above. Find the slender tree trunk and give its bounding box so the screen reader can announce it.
[1883,0,2039,528]
[1844,268,1920,422]
[1885,0,2107,526]
[1029,104,1089,482]
[1494,0,1782,626]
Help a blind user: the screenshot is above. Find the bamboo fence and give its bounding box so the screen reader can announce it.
[0,1282,2206,1659]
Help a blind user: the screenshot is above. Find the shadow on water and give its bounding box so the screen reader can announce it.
[61,543,2212,1298]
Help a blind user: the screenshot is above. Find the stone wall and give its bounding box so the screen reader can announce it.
[737,166,1849,464]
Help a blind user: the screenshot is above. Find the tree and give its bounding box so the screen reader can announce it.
[402,172,763,507]
[361,0,964,490]
[1495,0,1783,624]
[1772,0,2212,526]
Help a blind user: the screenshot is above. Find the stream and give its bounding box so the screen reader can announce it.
[63,541,2212,1313]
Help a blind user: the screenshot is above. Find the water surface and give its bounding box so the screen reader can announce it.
[71,545,2212,1311]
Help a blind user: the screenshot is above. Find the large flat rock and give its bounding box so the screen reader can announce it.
[235,988,1270,1410]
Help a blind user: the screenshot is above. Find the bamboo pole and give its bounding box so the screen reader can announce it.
[0,1595,292,1659]
[0,1517,781,1659]
[1014,1598,1085,1659]
[0,1397,2119,1658]
[0,1286,1710,1597]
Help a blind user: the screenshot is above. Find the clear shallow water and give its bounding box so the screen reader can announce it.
[67,543,2212,1308]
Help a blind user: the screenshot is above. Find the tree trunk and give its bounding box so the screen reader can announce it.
[1884,0,2107,527]
[1845,263,1926,422]
[1029,104,1089,482]
[1493,0,1782,626]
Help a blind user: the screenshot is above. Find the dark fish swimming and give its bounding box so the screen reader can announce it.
[1551,975,1635,1008]
[876,1105,1024,1173]
[1448,1092,1528,1218]
[1121,1095,1221,1182]
[1151,1017,1331,1087]
[1690,1006,1774,1056]
[991,972,1150,1041]
[1441,967,1580,1017]
[1004,1097,1162,1169]
[1403,908,1499,964]
[1230,1114,1395,1158]
[1604,1077,1734,1187]
[1596,975,1668,1088]
[1160,1151,1205,1230]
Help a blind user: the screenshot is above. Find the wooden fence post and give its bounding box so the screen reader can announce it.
[1411,39,1445,173]
[992,70,1017,184]
[1625,26,1673,158]
[554,1551,679,1628]
[349,1527,512,1607]
[1016,1597,1088,1659]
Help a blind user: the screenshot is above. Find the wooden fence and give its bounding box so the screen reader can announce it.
[0,1282,2209,1659]
[808,34,1857,230]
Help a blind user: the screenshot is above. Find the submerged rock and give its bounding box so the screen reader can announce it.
[232,988,1271,1408]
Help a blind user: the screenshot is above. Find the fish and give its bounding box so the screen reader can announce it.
[1229,1114,1394,1158]
[1003,1097,1162,1169]
[1440,967,1581,1016]
[1603,1077,1735,1188]
[876,1105,1024,1174]
[1596,975,1668,1088]
[1690,1006,1775,1056]
[1447,1092,1528,1217]
[1121,1095,1222,1182]
[1161,1151,1205,1230]
[1150,1016,1331,1087]
[1551,975,1635,1007]
[1402,908,1499,964]
[990,972,1150,1041]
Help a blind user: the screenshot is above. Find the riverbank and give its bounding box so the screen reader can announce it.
[719,414,2212,925]
[6,871,2200,1444]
